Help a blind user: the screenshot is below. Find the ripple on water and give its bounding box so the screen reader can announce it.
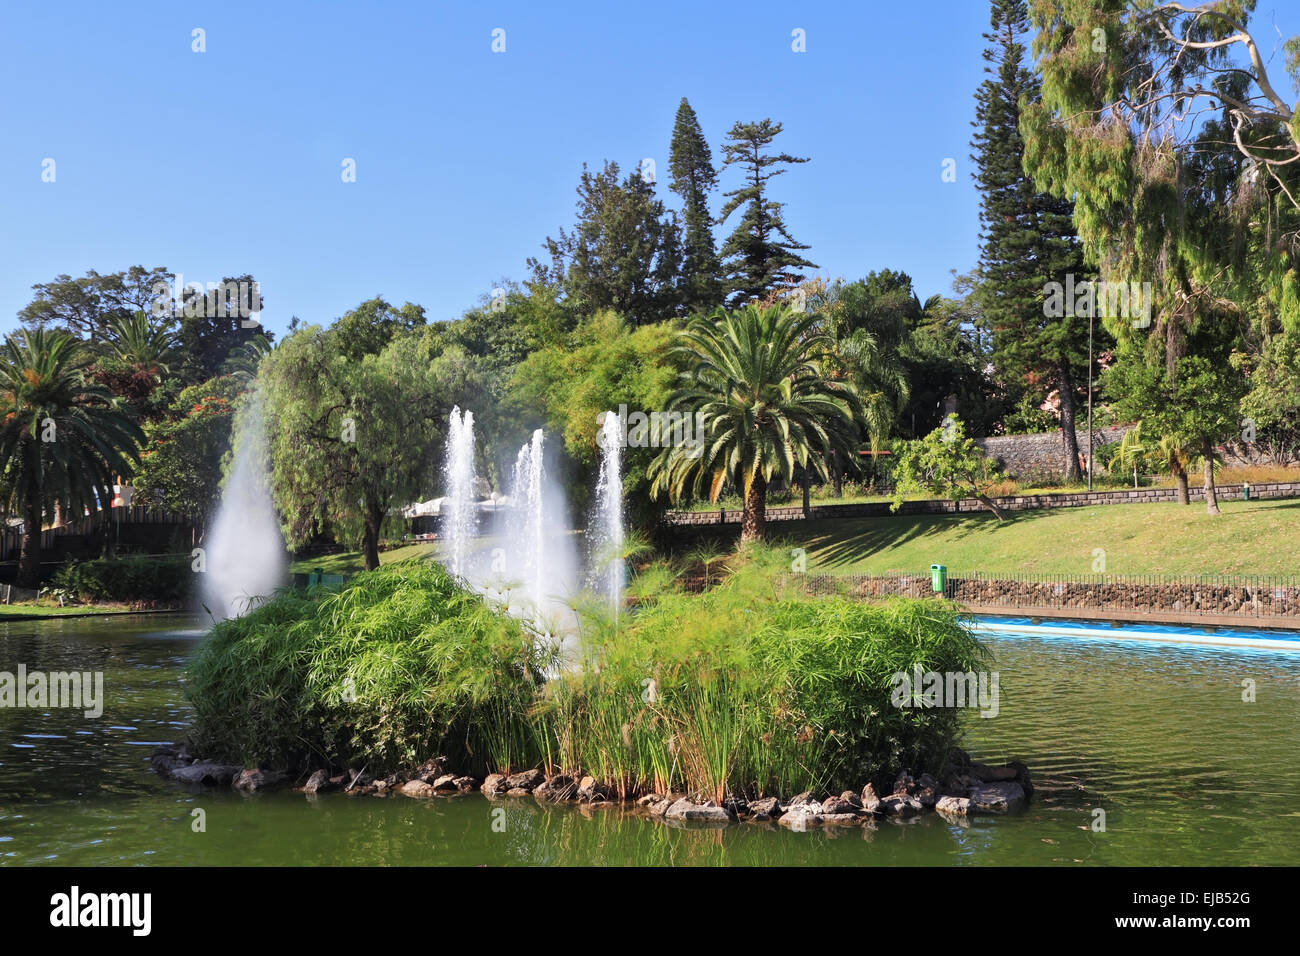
[963,630,1300,864]
[3,613,1298,866]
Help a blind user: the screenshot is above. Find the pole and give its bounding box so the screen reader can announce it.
[1086,315,1094,489]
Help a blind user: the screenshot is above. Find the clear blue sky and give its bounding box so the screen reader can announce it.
[1,0,1001,339]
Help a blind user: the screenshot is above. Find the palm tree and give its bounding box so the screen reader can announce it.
[648,304,865,543]
[221,333,275,384]
[801,278,910,494]
[0,330,144,587]
[94,311,180,411]
[833,327,910,449]
[1116,422,1197,505]
[100,310,179,372]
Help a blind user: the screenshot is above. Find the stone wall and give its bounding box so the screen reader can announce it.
[802,573,1300,622]
[664,480,1300,526]
[975,425,1131,481]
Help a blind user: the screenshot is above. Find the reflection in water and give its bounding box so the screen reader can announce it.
[1,615,1298,866]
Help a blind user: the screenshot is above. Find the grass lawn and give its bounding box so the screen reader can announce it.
[781,498,1300,578]
[288,540,441,575]
[0,603,134,618]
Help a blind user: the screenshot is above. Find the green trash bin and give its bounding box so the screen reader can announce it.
[1243,483,1251,501]
[930,564,947,594]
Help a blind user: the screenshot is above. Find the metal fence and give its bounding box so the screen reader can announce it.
[797,570,1300,620]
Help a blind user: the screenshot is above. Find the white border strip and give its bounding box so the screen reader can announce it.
[970,619,1300,651]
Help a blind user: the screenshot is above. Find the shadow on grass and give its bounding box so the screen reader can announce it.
[791,508,1034,570]
[656,506,1038,571]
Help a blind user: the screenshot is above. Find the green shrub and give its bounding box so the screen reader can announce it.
[52,555,192,603]
[185,561,555,774]
[185,548,989,797]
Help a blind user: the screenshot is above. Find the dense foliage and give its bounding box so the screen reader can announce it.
[0,329,144,586]
[185,553,988,796]
[186,562,553,774]
[52,554,192,603]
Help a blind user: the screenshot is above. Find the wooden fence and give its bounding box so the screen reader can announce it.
[0,507,195,562]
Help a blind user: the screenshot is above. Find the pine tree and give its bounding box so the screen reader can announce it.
[717,119,817,304]
[528,161,683,325]
[971,0,1092,481]
[667,97,723,314]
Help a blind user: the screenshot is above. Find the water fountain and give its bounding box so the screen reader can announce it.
[590,410,625,612]
[442,407,478,579]
[511,429,549,603]
[201,393,286,621]
[433,412,590,664]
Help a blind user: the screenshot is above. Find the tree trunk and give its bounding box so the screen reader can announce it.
[1172,460,1190,505]
[831,450,843,498]
[1057,361,1083,483]
[974,490,1007,521]
[362,500,383,571]
[18,495,42,590]
[801,466,811,519]
[1203,440,1220,515]
[740,475,767,543]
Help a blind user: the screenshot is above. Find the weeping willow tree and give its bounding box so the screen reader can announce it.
[1022,0,1300,514]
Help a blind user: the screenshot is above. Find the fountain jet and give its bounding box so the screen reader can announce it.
[201,393,286,621]
[442,407,478,578]
[591,410,625,612]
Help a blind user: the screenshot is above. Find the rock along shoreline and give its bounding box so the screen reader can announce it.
[150,746,1033,828]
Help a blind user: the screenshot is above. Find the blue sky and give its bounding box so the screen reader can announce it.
[3,0,1005,338]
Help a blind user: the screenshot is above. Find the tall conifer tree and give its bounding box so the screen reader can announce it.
[971,0,1091,480]
[717,119,817,303]
[668,98,723,314]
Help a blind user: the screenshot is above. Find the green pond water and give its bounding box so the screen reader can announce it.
[2,612,1298,866]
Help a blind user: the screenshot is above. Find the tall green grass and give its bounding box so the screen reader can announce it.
[547,546,987,798]
[187,546,988,796]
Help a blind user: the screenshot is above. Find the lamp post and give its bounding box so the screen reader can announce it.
[1087,310,1094,491]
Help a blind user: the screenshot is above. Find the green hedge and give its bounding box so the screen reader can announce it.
[52,555,192,603]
